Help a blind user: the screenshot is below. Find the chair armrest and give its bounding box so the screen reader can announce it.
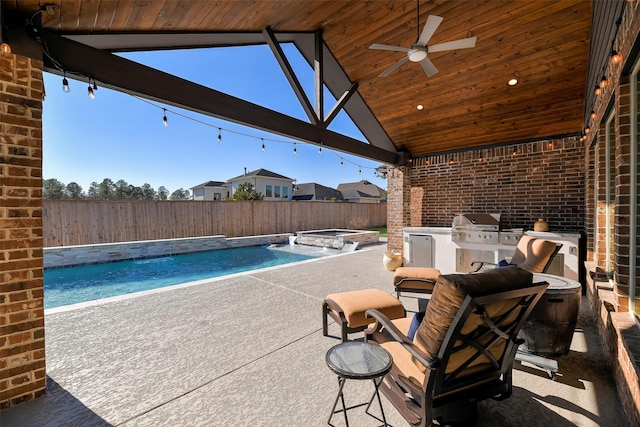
[470,261,497,272]
[365,308,440,370]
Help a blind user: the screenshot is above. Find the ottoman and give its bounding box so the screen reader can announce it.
[393,267,441,298]
[322,288,405,342]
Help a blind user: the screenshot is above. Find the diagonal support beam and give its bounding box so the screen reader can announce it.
[30,29,399,164]
[325,82,358,128]
[263,26,319,125]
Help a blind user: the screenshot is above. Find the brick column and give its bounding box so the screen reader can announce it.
[387,166,411,254]
[0,52,46,407]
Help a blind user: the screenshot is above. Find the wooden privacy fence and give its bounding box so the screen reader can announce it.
[43,200,387,247]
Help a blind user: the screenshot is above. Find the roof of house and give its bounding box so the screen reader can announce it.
[337,180,386,198]
[191,180,227,189]
[227,168,293,182]
[340,189,380,200]
[293,183,344,201]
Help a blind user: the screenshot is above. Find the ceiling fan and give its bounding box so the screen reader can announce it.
[369,6,477,78]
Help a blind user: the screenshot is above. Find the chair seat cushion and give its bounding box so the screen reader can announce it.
[325,289,405,328]
[393,267,441,291]
[371,318,426,388]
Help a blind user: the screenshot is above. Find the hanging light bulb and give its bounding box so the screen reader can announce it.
[162,108,168,126]
[218,128,222,144]
[93,79,98,91]
[261,138,265,152]
[62,72,70,93]
[358,166,362,175]
[599,75,608,89]
[293,142,297,155]
[594,85,602,96]
[340,158,344,167]
[585,126,591,134]
[591,110,597,120]
[87,82,95,99]
[0,42,11,55]
[611,49,622,65]
[318,142,323,155]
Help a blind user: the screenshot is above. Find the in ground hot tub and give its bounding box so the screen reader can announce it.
[295,229,379,249]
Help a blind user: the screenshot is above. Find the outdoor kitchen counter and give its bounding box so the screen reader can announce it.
[402,227,582,283]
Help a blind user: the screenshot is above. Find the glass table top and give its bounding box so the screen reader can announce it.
[326,341,392,380]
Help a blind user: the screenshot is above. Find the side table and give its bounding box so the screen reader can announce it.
[325,341,392,427]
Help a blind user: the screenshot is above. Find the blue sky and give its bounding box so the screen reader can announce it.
[42,43,387,194]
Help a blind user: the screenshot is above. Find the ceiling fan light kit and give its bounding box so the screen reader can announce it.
[369,4,476,78]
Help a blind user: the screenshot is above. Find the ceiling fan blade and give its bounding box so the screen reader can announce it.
[379,57,410,77]
[420,57,439,77]
[417,15,444,46]
[369,44,409,52]
[428,36,477,53]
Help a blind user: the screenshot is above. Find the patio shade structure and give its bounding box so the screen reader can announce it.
[1,0,597,163]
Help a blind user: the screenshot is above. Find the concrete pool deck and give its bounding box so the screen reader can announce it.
[1,242,627,426]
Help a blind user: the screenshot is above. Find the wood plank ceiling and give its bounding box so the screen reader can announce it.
[4,0,592,159]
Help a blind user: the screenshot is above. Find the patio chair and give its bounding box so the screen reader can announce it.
[470,235,562,273]
[365,266,548,426]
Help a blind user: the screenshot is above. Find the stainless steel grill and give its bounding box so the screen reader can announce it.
[451,213,500,244]
[451,213,523,246]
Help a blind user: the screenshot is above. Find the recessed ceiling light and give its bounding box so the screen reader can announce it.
[416,104,424,110]
[508,77,519,86]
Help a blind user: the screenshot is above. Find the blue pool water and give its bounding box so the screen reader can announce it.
[44,246,314,309]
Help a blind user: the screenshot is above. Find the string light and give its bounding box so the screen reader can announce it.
[62,72,70,93]
[611,49,622,65]
[591,110,597,120]
[130,97,378,177]
[162,108,168,127]
[318,142,323,155]
[594,85,602,96]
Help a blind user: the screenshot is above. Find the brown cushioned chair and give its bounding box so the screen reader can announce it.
[470,235,562,273]
[365,266,548,427]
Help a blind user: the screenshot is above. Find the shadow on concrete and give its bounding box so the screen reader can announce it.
[0,377,111,427]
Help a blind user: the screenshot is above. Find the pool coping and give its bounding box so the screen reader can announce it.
[44,234,293,269]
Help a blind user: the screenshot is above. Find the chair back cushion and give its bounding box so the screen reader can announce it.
[413,266,533,373]
[510,235,559,273]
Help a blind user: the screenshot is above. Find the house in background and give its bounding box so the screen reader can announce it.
[292,183,345,201]
[227,168,294,201]
[337,180,387,203]
[190,181,230,201]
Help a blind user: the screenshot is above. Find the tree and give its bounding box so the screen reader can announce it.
[114,179,130,200]
[170,188,191,200]
[141,183,156,200]
[231,182,263,200]
[43,178,66,199]
[87,181,100,199]
[157,186,169,200]
[98,178,116,200]
[66,182,84,199]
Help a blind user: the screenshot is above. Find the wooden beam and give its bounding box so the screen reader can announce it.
[262,26,319,125]
[325,82,358,127]
[314,29,324,124]
[35,29,399,165]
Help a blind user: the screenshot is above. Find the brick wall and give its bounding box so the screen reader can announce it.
[386,166,411,253]
[0,52,46,407]
[402,138,585,232]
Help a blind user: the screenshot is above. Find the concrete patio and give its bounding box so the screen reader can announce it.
[1,242,626,426]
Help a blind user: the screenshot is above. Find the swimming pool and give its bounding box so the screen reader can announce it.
[44,245,318,309]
